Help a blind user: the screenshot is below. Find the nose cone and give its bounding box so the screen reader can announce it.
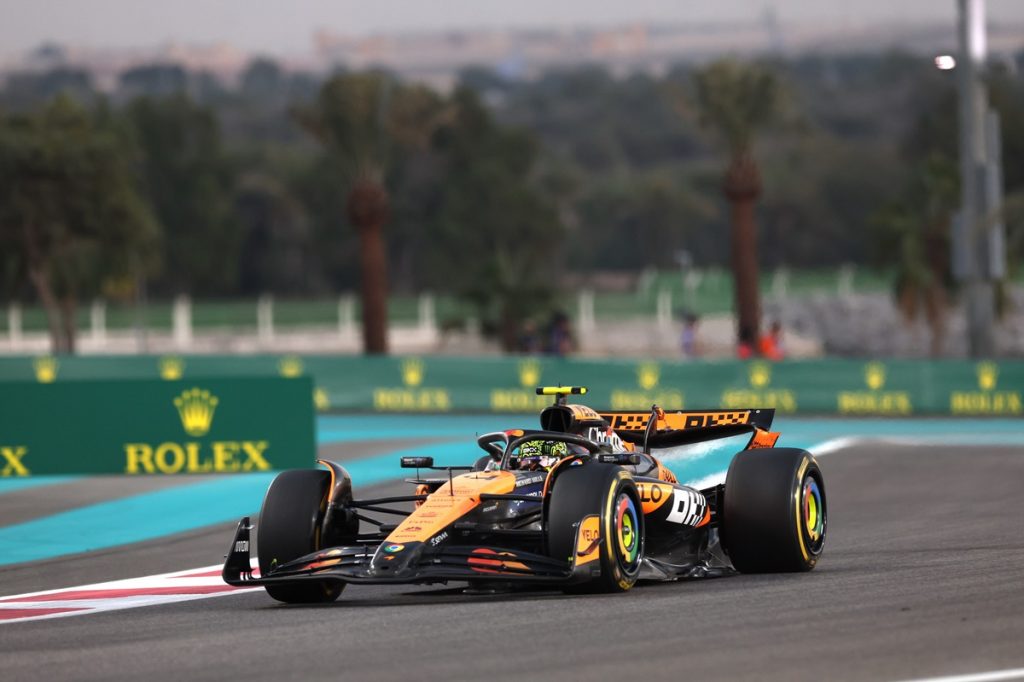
[370,541,423,577]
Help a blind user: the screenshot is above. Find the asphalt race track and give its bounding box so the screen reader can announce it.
[2,441,1023,682]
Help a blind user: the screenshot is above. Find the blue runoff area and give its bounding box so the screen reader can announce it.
[0,416,1022,567]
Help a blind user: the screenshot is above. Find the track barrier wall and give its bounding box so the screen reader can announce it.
[0,354,1020,419]
[0,376,315,476]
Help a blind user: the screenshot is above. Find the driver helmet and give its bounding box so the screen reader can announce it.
[517,439,568,471]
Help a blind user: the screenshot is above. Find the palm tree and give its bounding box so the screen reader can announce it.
[295,72,444,354]
[693,60,786,349]
[871,154,957,356]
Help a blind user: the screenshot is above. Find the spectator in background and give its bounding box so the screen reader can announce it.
[518,319,541,354]
[545,311,574,356]
[737,325,756,359]
[760,320,785,360]
[681,313,700,358]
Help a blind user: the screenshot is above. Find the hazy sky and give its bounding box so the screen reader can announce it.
[2,1,1023,55]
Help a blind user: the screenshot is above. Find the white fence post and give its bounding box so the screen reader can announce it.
[656,289,673,332]
[90,299,106,344]
[772,268,790,301]
[684,270,703,312]
[173,295,192,348]
[418,292,436,333]
[578,289,596,335]
[257,294,274,344]
[338,294,355,338]
[8,302,22,348]
[838,264,855,298]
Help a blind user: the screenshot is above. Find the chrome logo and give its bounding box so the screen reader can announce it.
[383,543,405,553]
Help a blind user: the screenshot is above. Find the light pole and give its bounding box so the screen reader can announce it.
[953,0,1006,357]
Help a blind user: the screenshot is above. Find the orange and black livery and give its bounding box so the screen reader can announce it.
[223,386,826,602]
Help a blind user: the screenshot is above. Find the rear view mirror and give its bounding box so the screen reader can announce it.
[400,456,434,469]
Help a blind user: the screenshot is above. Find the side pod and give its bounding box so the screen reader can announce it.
[222,516,254,586]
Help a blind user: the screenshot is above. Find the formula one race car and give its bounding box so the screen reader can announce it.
[223,387,827,602]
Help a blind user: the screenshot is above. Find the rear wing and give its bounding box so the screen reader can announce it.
[599,409,775,433]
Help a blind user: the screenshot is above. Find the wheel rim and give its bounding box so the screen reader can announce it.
[614,492,641,572]
[801,475,826,555]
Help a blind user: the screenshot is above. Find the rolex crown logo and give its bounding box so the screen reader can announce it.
[977,362,998,391]
[402,358,424,387]
[174,387,218,437]
[518,359,541,388]
[749,361,771,389]
[34,356,58,383]
[865,362,886,391]
[314,387,330,411]
[637,362,660,391]
[279,356,303,378]
[159,356,184,381]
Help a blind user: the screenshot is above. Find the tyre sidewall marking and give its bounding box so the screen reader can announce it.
[794,457,810,562]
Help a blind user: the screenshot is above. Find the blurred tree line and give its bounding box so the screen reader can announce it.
[2,51,1024,351]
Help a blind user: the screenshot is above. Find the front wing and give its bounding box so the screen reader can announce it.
[222,517,599,588]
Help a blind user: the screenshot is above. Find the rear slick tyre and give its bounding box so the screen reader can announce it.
[723,448,826,573]
[257,469,344,603]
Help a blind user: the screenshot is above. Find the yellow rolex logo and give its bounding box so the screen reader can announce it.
[34,356,58,383]
[279,356,303,378]
[402,358,424,387]
[637,363,660,391]
[977,362,997,391]
[159,356,184,380]
[865,362,886,391]
[174,387,218,437]
[314,387,330,411]
[749,362,771,388]
[518,359,541,388]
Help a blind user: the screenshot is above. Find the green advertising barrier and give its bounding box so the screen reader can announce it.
[0,376,315,476]
[0,354,1021,417]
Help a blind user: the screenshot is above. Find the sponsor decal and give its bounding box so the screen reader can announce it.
[720,361,798,413]
[383,543,405,553]
[124,388,272,474]
[665,489,707,527]
[489,359,551,411]
[837,362,912,415]
[518,359,541,387]
[949,362,1022,415]
[313,387,330,411]
[233,540,249,553]
[637,481,672,514]
[33,356,58,383]
[515,474,546,488]
[430,532,448,546]
[158,356,184,380]
[174,388,218,437]
[481,504,498,512]
[574,515,602,565]
[373,358,452,412]
[609,362,684,410]
[124,441,270,474]
[278,356,303,378]
[1,445,30,477]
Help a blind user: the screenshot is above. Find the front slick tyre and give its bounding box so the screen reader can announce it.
[257,469,343,604]
[723,448,826,573]
[547,464,643,593]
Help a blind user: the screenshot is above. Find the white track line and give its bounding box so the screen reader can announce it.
[682,437,863,489]
[891,667,1024,682]
[0,561,261,624]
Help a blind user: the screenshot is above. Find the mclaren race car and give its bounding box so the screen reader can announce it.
[222,386,827,602]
